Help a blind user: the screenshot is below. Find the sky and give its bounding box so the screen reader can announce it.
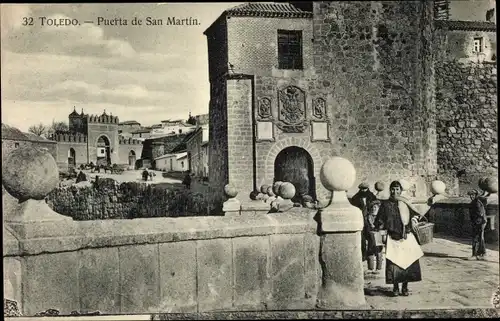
[1,3,243,131]
[1,1,495,132]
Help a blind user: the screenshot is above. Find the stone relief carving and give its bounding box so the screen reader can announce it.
[313,97,327,120]
[258,97,272,119]
[277,85,308,133]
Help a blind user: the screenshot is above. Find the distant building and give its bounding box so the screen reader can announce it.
[118,120,142,136]
[131,128,152,139]
[48,108,143,170]
[154,152,188,172]
[186,124,209,178]
[151,119,196,137]
[1,123,57,161]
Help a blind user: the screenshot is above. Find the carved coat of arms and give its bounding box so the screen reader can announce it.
[313,97,327,120]
[258,97,272,119]
[277,86,307,132]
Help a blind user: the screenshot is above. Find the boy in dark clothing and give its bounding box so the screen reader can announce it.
[365,199,384,274]
[351,182,377,260]
[468,189,487,260]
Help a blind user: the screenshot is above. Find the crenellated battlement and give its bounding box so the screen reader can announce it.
[87,114,119,124]
[119,136,143,145]
[50,132,88,143]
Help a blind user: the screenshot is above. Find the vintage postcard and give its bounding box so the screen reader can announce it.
[2,1,499,320]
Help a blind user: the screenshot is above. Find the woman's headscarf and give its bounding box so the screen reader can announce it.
[389,180,403,190]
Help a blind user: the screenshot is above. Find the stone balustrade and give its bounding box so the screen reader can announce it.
[2,146,367,316]
[3,146,498,316]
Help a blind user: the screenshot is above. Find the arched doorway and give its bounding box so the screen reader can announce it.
[96,136,111,166]
[128,150,136,167]
[68,148,76,169]
[274,146,316,203]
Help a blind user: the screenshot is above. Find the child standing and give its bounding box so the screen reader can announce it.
[366,199,385,273]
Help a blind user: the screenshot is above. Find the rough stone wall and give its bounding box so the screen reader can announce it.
[46,179,211,220]
[435,61,497,175]
[311,1,434,195]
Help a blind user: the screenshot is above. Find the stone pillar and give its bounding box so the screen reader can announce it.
[2,147,74,241]
[316,157,366,309]
[222,184,240,216]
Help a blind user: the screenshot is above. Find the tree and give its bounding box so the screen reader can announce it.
[46,121,69,136]
[28,123,47,137]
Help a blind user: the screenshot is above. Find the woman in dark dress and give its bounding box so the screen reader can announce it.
[375,180,424,297]
[468,189,487,260]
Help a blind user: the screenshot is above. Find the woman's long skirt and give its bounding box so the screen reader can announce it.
[385,259,422,284]
[472,223,487,257]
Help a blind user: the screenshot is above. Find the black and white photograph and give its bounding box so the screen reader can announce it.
[1,1,499,319]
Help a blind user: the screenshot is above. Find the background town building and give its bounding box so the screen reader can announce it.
[50,109,143,170]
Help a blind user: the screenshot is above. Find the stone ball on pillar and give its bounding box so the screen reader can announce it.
[260,184,270,194]
[273,181,283,195]
[279,182,296,200]
[375,181,385,192]
[249,190,259,200]
[2,147,59,202]
[224,184,238,198]
[319,156,356,192]
[430,180,446,195]
[484,177,498,194]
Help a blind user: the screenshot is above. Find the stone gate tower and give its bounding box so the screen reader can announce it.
[205,1,437,208]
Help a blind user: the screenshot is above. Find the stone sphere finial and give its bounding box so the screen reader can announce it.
[2,147,59,202]
[273,181,283,195]
[224,184,238,198]
[260,184,270,194]
[375,181,385,192]
[483,177,498,194]
[430,180,446,195]
[320,156,356,192]
[279,182,296,200]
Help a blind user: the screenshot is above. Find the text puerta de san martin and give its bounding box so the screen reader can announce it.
[22,16,200,27]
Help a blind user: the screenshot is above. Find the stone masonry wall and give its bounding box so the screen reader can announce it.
[311,1,435,195]
[46,179,211,220]
[435,61,498,179]
[226,78,254,194]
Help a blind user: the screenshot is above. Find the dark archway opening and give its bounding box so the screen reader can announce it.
[274,146,316,203]
[68,148,76,170]
[128,150,136,166]
[96,136,111,166]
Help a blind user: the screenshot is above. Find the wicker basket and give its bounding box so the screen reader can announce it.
[413,216,434,245]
